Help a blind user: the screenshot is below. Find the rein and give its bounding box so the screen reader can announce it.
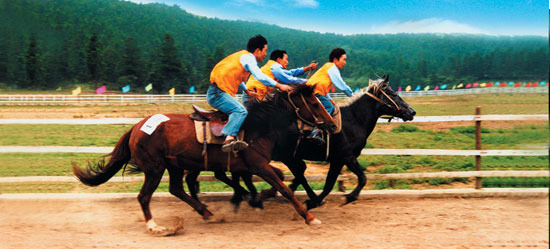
[287,91,322,127]
[366,83,401,123]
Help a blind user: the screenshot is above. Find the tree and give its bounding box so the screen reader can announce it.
[86,33,100,86]
[25,34,41,88]
[150,33,182,93]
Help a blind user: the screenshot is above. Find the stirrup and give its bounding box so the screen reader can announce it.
[306,130,325,145]
[221,140,249,152]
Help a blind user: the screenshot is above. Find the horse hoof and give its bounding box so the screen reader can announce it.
[254,207,264,214]
[147,218,183,237]
[308,218,322,225]
[204,214,226,223]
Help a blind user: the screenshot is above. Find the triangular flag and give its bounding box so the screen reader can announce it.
[514,82,522,87]
[424,85,430,91]
[122,85,130,93]
[434,85,439,91]
[440,84,447,90]
[452,85,456,90]
[540,81,546,86]
[480,83,486,87]
[397,86,402,92]
[72,86,81,95]
[457,83,463,88]
[508,81,514,86]
[414,85,421,91]
[189,85,196,93]
[405,85,411,92]
[169,88,175,95]
[473,82,479,87]
[354,87,359,93]
[145,83,153,92]
[532,82,539,87]
[487,82,493,87]
[96,85,106,95]
[465,83,472,88]
[330,86,335,93]
[56,87,62,91]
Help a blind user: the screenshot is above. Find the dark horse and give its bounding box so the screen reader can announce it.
[273,75,416,209]
[73,85,336,236]
[186,75,416,210]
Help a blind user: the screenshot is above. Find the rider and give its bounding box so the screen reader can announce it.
[242,49,318,106]
[207,34,292,152]
[306,48,353,144]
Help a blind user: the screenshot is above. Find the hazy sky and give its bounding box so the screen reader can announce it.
[126,0,548,36]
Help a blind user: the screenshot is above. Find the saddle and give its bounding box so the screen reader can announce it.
[189,105,244,144]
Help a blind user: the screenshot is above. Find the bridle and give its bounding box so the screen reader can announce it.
[366,79,401,122]
[287,90,325,127]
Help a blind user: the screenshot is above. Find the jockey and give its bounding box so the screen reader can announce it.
[242,49,318,106]
[207,34,292,152]
[306,48,353,144]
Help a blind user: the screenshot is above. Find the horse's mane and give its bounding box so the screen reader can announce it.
[243,84,314,133]
[341,78,386,107]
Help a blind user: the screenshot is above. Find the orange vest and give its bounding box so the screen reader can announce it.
[210,50,251,96]
[245,60,277,100]
[306,62,334,96]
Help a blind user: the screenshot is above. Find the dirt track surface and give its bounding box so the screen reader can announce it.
[0,197,548,248]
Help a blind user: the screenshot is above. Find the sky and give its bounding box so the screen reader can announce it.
[126,0,548,36]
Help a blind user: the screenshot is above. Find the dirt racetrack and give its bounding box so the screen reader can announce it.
[0,196,548,248]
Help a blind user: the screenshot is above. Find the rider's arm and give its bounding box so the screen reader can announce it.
[271,64,307,84]
[240,53,278,87]
[328,65,353,97]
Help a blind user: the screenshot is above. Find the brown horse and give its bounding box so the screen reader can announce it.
[73,85,336,235]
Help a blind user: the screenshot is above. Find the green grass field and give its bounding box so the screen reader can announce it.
[0,92,548,192]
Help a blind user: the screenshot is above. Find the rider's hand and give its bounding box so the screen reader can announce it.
[276,83,292,92]
[305,62,318,71]
[245,90,259,99]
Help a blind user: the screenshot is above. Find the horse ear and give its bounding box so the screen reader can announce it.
[384,74,390,82]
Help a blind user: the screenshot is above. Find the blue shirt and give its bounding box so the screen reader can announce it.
[271,63,307,84]
[238,53,278,91]
[327,64,353,98]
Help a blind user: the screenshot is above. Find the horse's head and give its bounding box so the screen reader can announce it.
[286,85,338,133]
[366,75,416,121]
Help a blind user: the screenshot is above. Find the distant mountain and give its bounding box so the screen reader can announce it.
[0,0,547,91]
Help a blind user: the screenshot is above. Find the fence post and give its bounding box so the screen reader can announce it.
[475,106,482,189]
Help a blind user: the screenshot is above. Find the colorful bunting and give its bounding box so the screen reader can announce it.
[96,85,106,95]
[440,84,447,90]
[452,85,456,90]
[540,81,547,86]
[514,82,522,87]
[457,83,463,88]
[72,86,81,95]
[414,85,421,91]
[169,88,175,95]
[434,85,439,91]
[500,82,507,87]
[473,82,479,88]
[508,81,514,86]
[465,83,472,88]
[189,85,196,93]
[405,85,411,92]
[122,85,130,93]
[533,82,539,87]
[145,83,153,92]
[487,82,494,87]
[354,88,359,93]
[480,83,486,87]
[424,85,430,91]
[398,86,402,92]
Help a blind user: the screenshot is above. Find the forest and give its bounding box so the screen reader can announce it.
[0,0,547,93]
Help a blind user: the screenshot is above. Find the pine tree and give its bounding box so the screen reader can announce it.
[86,33,100,86]
[25,34,40,88]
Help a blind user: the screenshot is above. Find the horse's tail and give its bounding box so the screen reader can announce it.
[73,128,133,186]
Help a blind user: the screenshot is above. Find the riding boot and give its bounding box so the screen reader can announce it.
[222,139,249,152]
[306,128,325,145]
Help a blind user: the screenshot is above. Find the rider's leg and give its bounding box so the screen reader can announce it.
[206,84,248,151]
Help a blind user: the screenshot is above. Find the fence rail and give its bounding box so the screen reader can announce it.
[0,114,546,125]
[0,111,548,190]
[1,170,548,183]
[0,86,547,105]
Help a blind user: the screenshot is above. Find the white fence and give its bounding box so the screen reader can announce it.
[0,86,547,105]
[0,114,548,189]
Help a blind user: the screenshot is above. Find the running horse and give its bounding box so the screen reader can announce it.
[274,75,416,209]
[73,85,336,236]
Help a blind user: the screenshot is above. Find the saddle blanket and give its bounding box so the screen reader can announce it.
[140,114,170,135]
[193,120,244,144]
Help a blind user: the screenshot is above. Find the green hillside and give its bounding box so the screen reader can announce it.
[0,0,547,93]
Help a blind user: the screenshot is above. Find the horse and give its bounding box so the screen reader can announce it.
[185,75,416,210]
[272,75,416,209]
[72,85,337,236]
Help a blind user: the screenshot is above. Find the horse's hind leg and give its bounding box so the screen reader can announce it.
[259,165,283,200]
[240,172,263,209]
[185,170,201,201]
[167,167,213,220]
[138,169,170,235]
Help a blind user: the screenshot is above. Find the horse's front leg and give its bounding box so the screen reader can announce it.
[282,158,321,206]
[314,160,345,209]
[343,157,366,205]
[245,152,320,225]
